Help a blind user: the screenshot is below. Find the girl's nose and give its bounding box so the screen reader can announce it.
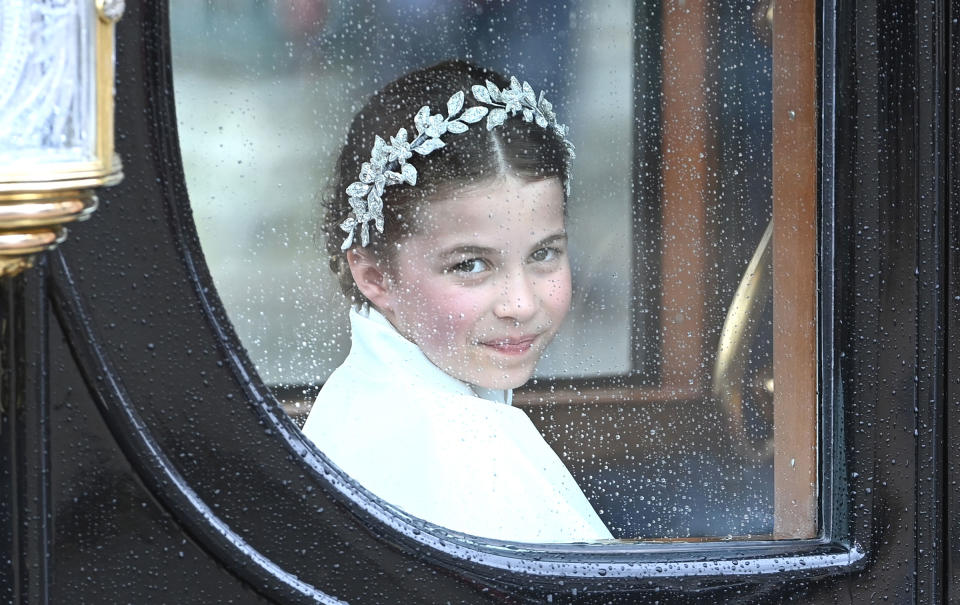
[494,270,538,322]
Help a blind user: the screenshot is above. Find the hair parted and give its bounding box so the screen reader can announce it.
[322,60,572,304]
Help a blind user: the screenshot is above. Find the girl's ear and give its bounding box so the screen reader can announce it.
[346,247,393,312]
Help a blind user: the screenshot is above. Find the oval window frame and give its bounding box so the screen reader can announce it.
[45,1,877,602]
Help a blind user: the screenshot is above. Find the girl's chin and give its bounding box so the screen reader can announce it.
[466,367,536,391]
[433,348,543,390]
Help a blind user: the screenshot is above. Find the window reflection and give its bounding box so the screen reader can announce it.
[170,0,816,541]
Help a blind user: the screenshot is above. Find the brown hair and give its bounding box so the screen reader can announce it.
[323,60,571,303]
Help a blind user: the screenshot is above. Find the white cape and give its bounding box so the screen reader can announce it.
[302,307,612,543]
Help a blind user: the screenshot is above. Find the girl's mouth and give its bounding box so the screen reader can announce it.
[481,335,538,355]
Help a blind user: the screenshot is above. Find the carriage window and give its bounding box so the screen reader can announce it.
[171,0,817,541]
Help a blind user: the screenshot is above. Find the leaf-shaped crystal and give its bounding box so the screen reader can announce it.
[424,114,446,138]
[401,163,417,185]
[359,162,377,183]
[485,80,502,102]
[486,107,507,130]
[414,106,431,134]
[371,136,388,168]
[368,194,383,215]
[340,216,357,232]
[501,89,522,114]
[446,120,468,134]
[521,81,536,105]
[360,221,370,247]
[460,106,488,123]
[472,85,491,104]
[447,91,464,118]
[372,135,387,157]
[346,182,370,197]
[387,128,412,163]
[372,175,386,196]
[522,108,534,122]
[348,196,366,214]
[384,170,404,185]
[414,137,446,155]
[340,228,356,250]
[535,113,548,128]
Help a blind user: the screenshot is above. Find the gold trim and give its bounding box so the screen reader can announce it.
[96,5,118,173]
[0,191,94,277]
[0,228,66,255]
[0,159,123,193]
[0,191,97,228]
[0,256,36,279]
[0,227,65,278]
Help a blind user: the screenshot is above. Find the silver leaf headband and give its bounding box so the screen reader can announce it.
[339,76,574,250]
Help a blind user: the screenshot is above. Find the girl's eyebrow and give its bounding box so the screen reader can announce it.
[438,244,500,259]
[438,232,568,259]
[535,232,568,248]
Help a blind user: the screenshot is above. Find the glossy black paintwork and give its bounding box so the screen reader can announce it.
[1,0,957,602]
[946,0,960,599]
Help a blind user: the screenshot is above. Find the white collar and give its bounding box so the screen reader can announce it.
[349,305,513,406]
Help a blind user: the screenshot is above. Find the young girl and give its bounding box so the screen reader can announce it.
[302,61,612,543]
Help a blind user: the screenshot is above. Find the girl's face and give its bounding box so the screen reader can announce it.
[380,175,571,390]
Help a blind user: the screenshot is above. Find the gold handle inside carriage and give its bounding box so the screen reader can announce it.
[711,219,774,459]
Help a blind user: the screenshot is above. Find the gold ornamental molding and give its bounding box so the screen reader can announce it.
[0,0,124,277]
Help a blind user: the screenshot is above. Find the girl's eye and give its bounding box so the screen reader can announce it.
[449,258,489,274]
[530,247,561,263]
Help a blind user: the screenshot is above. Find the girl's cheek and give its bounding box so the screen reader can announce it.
[547,268,574,318]
[414,286,479,346]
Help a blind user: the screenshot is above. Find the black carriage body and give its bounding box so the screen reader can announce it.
[3,0,960,603]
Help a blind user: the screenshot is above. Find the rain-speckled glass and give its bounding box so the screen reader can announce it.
[170,0,817,542]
